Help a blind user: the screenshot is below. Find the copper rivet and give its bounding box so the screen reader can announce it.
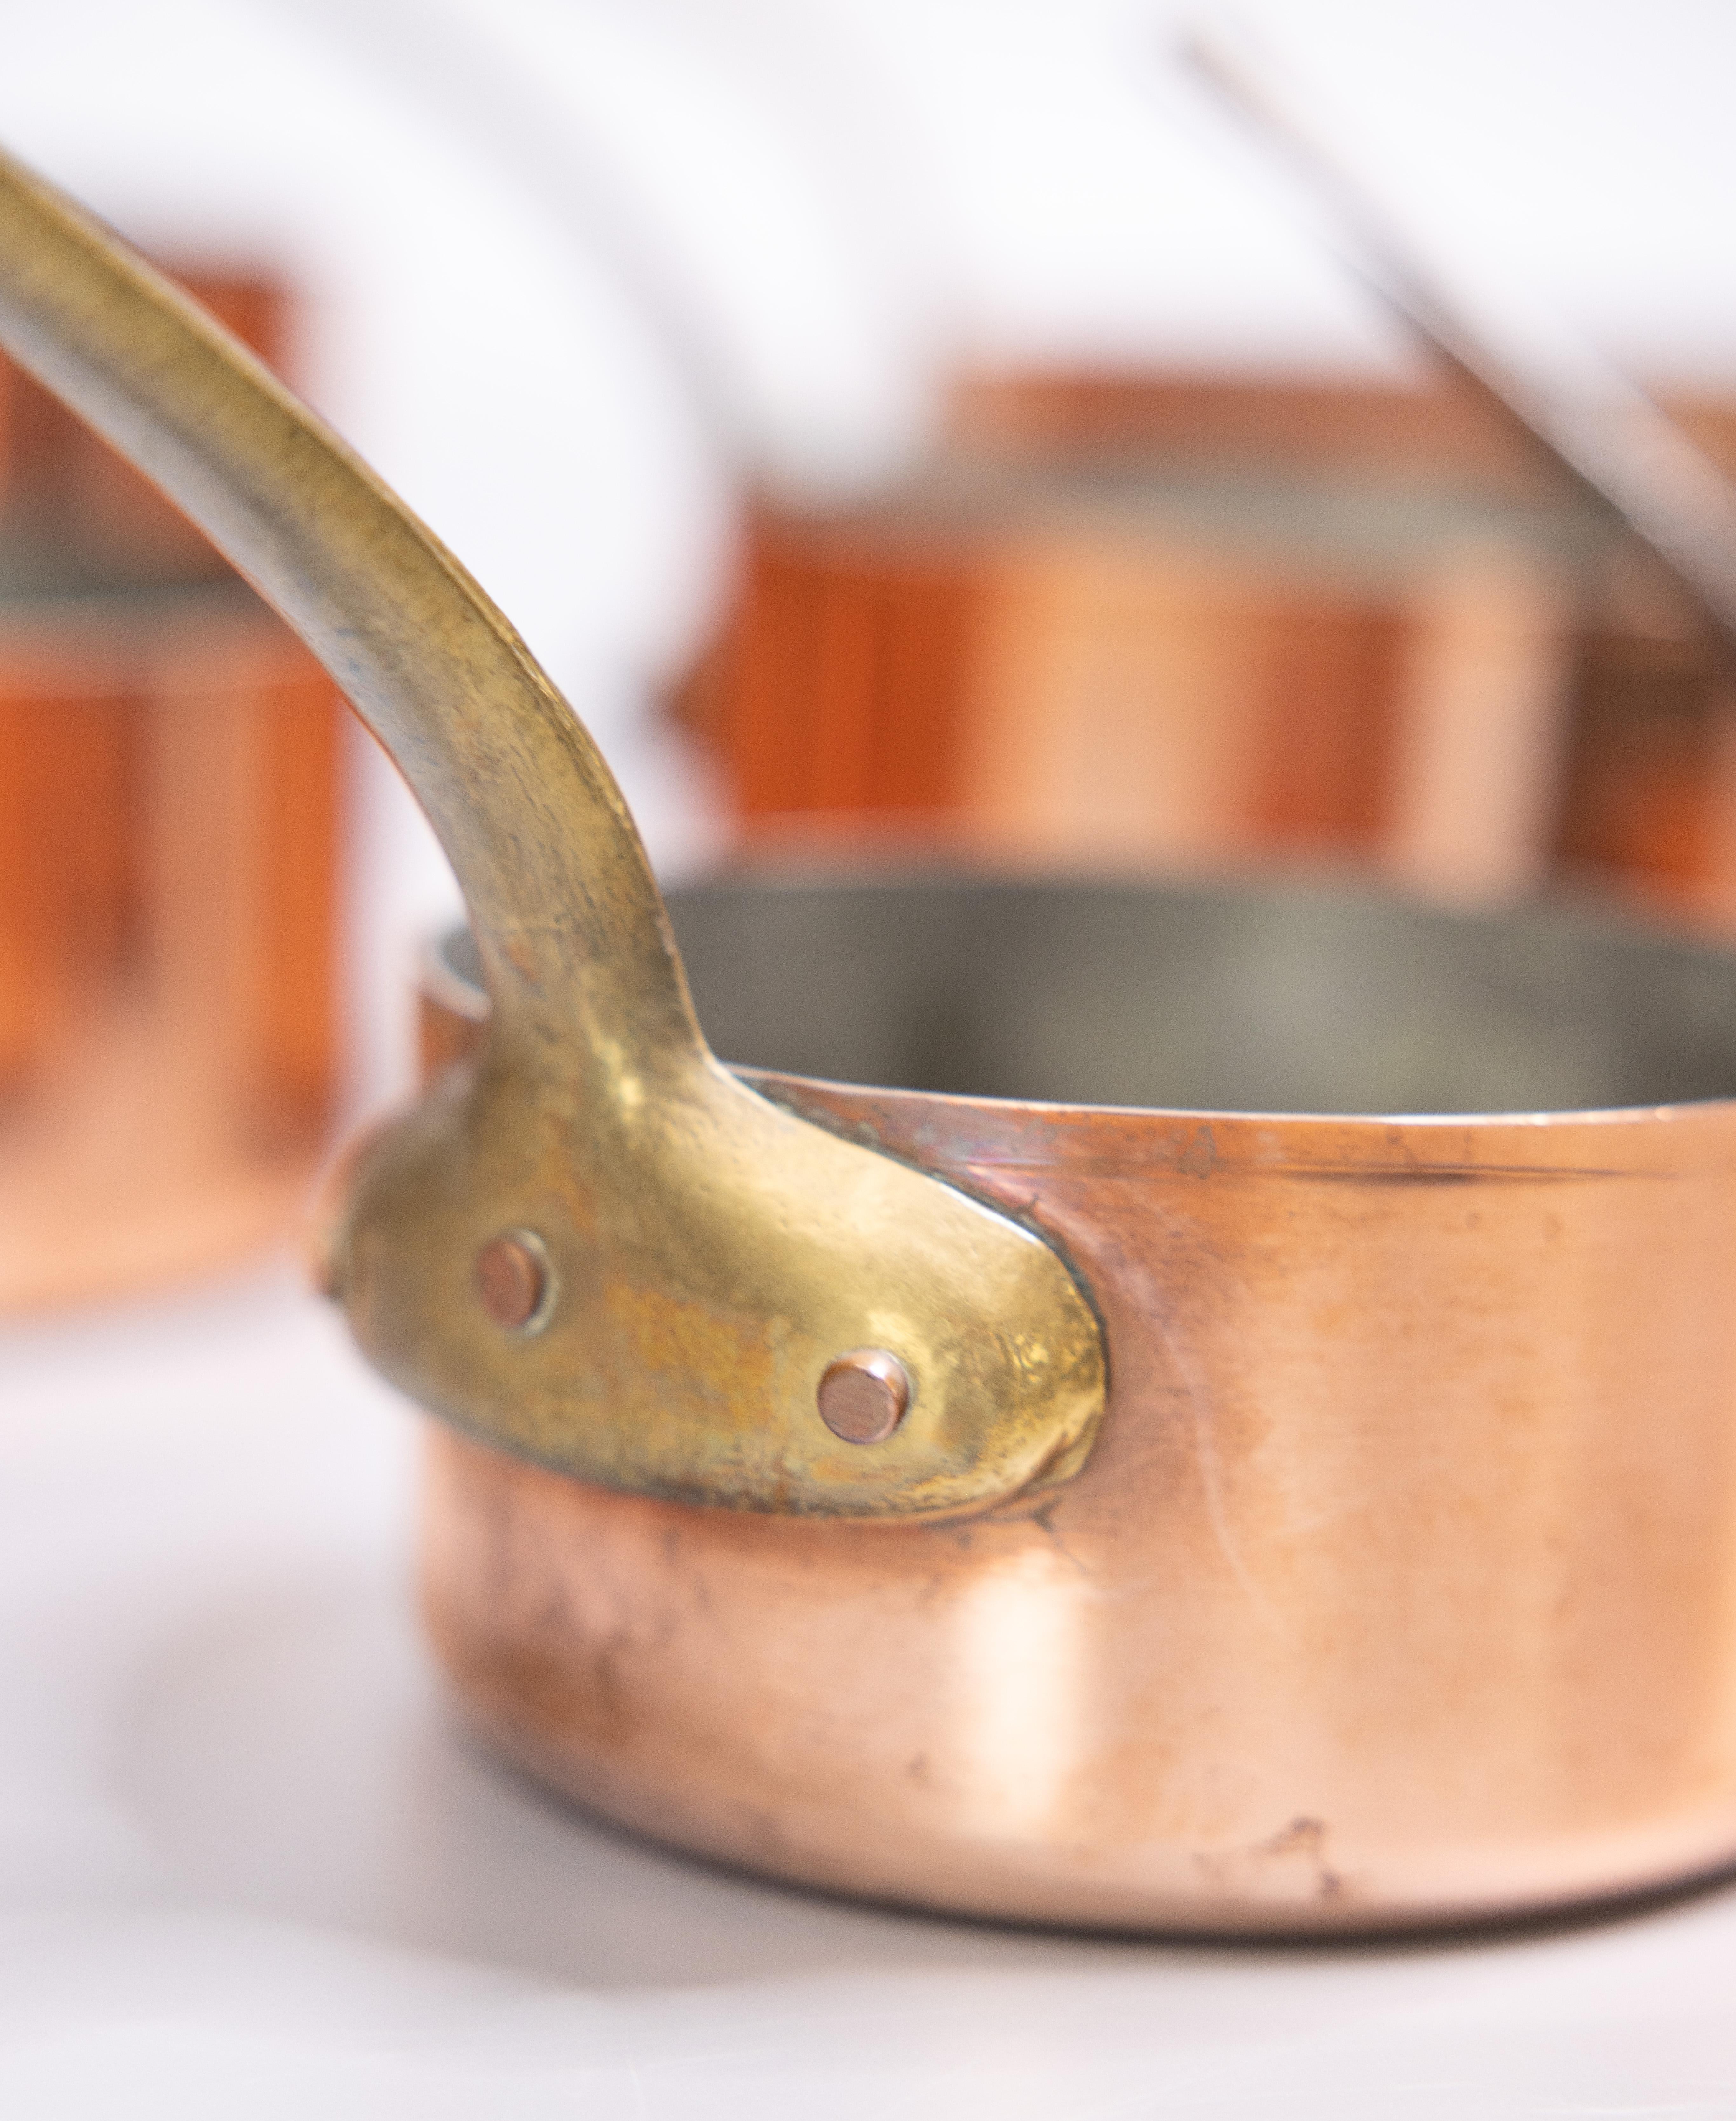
[817,1349,911,1445]
[475,1230,553,1332]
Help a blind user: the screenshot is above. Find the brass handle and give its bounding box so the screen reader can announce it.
[0,145,1105,1515]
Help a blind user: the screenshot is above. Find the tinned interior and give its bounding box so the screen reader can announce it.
[440,873,1736,1118]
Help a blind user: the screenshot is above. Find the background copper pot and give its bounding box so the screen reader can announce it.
[674,368,1736,918]
[0,269,343,1311]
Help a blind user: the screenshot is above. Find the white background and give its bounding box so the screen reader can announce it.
[5,5,1736,2107]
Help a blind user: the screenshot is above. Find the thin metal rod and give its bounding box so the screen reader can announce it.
[1185,28,1736,662]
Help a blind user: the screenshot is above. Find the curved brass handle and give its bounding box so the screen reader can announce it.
[0,145,1105,1516]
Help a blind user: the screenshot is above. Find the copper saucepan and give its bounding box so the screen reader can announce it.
[7,147,1736,1936]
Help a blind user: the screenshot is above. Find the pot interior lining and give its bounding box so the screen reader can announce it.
[440,874,1736,1118]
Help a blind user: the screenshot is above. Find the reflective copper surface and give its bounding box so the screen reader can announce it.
[13,132,1736,1939]
[420,883,1736,1932]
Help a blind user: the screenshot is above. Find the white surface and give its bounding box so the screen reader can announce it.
[4,1271,1736,2115]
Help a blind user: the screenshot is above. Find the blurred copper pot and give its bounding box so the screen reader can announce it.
[676,371,1736,919]
[0,269,342,1310]
[11,144,1736,1938]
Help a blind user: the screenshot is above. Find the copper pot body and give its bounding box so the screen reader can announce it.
[417,879,1736,1933]
[9,152,1736,1929]
[16,148,1734,1937]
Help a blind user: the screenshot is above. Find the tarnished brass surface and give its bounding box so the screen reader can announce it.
[422,885,1736,1930]
[0,145,1104,1516]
